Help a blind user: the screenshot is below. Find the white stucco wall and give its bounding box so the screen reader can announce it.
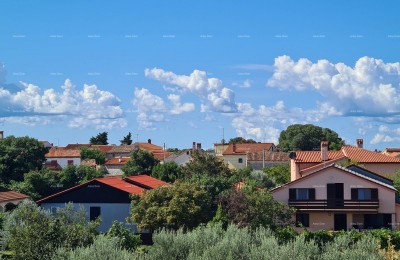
[41,202,138,233]
[47,157,81,169]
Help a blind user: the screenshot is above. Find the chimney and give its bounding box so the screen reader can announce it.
[289,152,301,181]
[197,143,202,150]
[356,139,363,149]
[0,131,3,139]
[321,141,328,161]
[233,143,236,153]
[192,142,196,150]
[148,139,151,144]
[118,155,122,163]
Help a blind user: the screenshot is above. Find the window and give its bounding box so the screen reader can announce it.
[90,207,101,221]
[238,158,243,164]
[296,213,309,227]
[289,188,315,201]
[351,188,378,200]
[67,160,74,165]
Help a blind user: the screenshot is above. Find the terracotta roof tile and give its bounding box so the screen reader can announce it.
[105,157,130,165]
[295,151,343,163]
[124,175,167,189]
[247,151,289,161]
[0,187,29,203]
[46,147,81,158]
[222,143,275,155]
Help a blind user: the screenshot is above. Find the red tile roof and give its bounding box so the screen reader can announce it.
[0,187,30,203]
[152,151,173,160]
[294,145,400,164]
[36,177,146,203]
[124,175,167,189]
[46,147,81,158]
[105,157,130,166]
[247,151,289,161]
[65,144,115,153]
[222,143,275,155]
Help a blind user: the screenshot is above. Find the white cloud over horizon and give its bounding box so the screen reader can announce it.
[0,79,127,129]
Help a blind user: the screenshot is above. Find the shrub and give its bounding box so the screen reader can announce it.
[106,221,141,251]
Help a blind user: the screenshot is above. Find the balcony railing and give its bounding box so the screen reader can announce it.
[288,199,379,211]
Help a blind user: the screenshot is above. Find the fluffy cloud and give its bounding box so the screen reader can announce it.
[145,68,237,113]
[370,124,400,145]
[267,56,400,118]
[132,88,195,130]
[232,79,252,88]
[0,79,126,128]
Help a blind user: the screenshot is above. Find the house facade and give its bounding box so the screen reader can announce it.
[45,147,81,169]
[37,175,167,232]
[104,157,130,176]
[0,187,30,211]
[272,164,397,231]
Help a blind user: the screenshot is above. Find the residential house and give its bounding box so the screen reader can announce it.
[106,140,171,161]
[218,142,277,170]
[382,148,400,159]
[65,144,115,155]
[40,141,54,149]
[292,139,400,178]
[37,175,167,232]
[104,157,130,176]
[0,187,29,211]
[272,163,397,231]
[164,142,202,166]
[246,151,289,170]
[44,147,81,170]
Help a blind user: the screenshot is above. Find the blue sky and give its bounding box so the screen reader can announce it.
[1,0,400,150]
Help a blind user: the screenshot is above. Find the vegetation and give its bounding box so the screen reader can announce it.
[80,147,106,165]
[0,136,48,183]
[130,181,212,231]
[106,221,141,251]
[228,137,257,144]
[151,161,182,183]
[120,132,133,145]
[181,151,232,178]
[89,132,108,145]
[263,164,290,186]
[1,200,99,260]
[279,124,344,152]
[122,150,159,176]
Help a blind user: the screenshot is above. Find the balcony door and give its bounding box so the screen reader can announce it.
[334,214,347,230]
[327,183,344,208]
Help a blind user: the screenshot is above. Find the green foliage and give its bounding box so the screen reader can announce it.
[263,164,290,186]
[80,147,106,165]
[54,235,134,260]
[279,124,344,152]
[218,189,294,230]
[0,200,99,260]
[15,169,61,200]
[181,151,233,178]
[106,221,141,251]
[59,165,105,189]
[89,132,108,145]
[120,132,133,145]
[228,137,257,144]
[151,161,182,183]
[130,181,212,231]
[274,226,299,244]
[209,204,229,229]
[123,150,159,176]
[187,174,234,201]
[0,136,48,183]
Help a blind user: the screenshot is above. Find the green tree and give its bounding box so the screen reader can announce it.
[80,147,106,165]
[122,150,159,176]
[228,137,257,144]
[120,132,133,145]
[263,164,290,186]
[18,169,61,200]
[59,165,105,189]
[218,189,294,230]
[106,221,141,251]
[0,136,48,182]
[130,181,212,231]
[151,161,182,183]
[181,151,233,178]
[278,124,344,152]
[1,201,99,260]
[89,132,108,145]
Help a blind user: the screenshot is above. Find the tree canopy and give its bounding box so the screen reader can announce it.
[89,132,108,145]
[130,181,212,231]
[151,161,182,183]
[122,150,159,176]
[228,137,257,144]
[278,124,344,152]
[80,147,106,165]
[181,151,233,178]
[120,132,133,145]
[0,136,48,183]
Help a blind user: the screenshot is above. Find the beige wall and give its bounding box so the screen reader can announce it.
[273,166,396,213]
[223,154,247,170]
[362,163,400,178]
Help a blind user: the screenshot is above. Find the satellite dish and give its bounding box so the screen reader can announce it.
[289,152,297,159]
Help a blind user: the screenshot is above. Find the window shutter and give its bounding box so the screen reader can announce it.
[308,188,315,200]
[351,188,358,200]
[371,189,378,200]
[289,189,296,200]
[304,213,310,227]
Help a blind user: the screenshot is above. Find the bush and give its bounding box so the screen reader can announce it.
[106,221,141,251]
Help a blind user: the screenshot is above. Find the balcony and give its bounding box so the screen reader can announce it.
[288,199,379,212]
